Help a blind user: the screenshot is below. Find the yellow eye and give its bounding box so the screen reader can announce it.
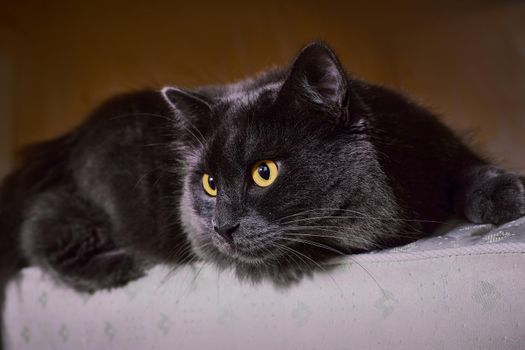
[251,160,278,187]
[202,174,217,196]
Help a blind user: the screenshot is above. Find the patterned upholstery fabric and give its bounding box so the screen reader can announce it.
[5,217,525,350]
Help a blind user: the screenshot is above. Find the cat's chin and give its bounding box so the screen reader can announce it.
[231,253,267,265]
[219,246,273,266]
[205,235,274,266]
[207,241,275,267]
[195,241,316,287]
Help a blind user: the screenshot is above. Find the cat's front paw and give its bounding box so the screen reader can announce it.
[465,172,525,225]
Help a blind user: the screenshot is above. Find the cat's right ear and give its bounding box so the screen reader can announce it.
[160,87,213,136]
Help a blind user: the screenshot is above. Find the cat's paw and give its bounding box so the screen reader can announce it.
[59,248,146,293]
[34,223,145,293]
[21,191,145,293]
[465,172,525,225]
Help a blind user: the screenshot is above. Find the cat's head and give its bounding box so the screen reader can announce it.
[161,42,402,280]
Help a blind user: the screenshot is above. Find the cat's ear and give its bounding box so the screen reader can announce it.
[160,87,213,142]
[161,87,212,121]
[278,42,359,124]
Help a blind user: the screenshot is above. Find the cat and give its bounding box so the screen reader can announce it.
[1,42,524,294]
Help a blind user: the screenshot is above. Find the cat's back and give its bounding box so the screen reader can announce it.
[1,89,177,221]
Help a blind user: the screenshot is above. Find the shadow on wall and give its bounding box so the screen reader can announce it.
[0,54,13,179]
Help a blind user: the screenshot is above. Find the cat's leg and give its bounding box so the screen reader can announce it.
[20,190,145,293]
[455,165,525,225]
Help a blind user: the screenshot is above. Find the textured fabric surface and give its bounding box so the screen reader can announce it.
[4,217,525,350]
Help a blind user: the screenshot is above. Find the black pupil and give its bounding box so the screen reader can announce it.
[258,163,270,180]
[208,176,216,190]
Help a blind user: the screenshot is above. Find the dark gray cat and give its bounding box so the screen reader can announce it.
[1,42,524,293]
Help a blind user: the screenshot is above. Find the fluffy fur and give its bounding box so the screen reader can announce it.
[1,42,524,293]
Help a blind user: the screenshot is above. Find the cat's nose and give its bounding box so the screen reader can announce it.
[213,223,240,244]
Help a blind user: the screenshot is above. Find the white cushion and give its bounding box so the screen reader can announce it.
[5,217,525,350]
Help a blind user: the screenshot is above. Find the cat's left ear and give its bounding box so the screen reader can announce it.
[161,87,212,120]
[278,42,361,124]
[160,87,213,139]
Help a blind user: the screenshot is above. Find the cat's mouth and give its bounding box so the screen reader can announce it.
[210,234,280,265]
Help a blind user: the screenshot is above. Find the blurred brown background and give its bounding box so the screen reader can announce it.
[0,0,524,178]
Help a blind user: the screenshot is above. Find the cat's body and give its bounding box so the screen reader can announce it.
[1,43,524,293]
